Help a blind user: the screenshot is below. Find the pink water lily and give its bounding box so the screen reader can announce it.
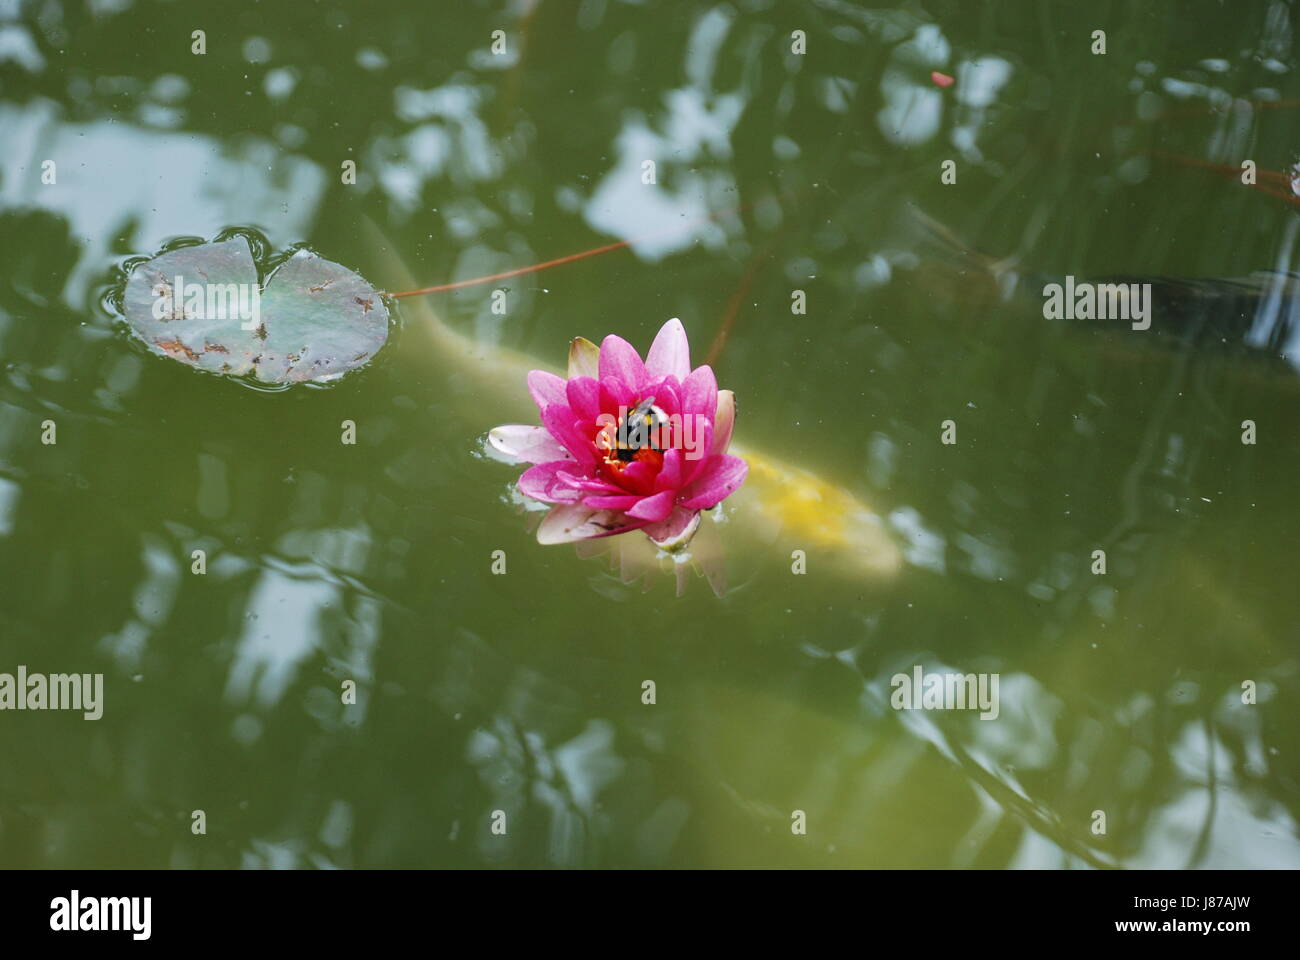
[489,318,747,548]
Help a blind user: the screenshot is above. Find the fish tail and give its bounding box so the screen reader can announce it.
[359,213,498,377]
[358,214,453,337]
[904,204,1021,301]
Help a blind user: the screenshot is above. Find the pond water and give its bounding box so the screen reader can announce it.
[0,0,1297,868]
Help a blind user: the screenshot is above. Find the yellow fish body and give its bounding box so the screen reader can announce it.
[728,443,900,579]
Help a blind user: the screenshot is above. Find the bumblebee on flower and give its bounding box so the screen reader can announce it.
[488,318,748,551]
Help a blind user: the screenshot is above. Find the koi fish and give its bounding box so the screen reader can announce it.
[360,217,902,593]
[908,205,1300,372]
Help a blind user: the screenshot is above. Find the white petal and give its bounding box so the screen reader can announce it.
[711,390,736,454]
[537,504,639,544]
[645,506,702,551]
[568,336,600,379]
[487,425,570,464]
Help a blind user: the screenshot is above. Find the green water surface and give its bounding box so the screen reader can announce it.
[0,0,1297,868]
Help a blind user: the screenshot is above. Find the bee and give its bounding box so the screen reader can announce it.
[601,395,670,464]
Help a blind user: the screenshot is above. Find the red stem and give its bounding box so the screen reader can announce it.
[1148,149,1300,206]
[389,238,634,298]
[704,236,782,367]
[388,197,779,299]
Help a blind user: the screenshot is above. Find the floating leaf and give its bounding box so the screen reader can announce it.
[120,236,389,384]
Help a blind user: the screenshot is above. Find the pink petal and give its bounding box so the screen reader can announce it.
[711,390,735,454]
[583,494,644,510]
[677,454,748,509]
[644,507,701,548]
[488,425,571,464]
[625,489,675,522]
[680,420,713,482]
[644,318,691,382]
[565,376,602,422]
[541,404,596,463]
[654,448,684,491]
[641,376,682,418]
[598,375,634,413]
[681,365,718,422]
[527,370,568,414]
[519,460,585,503]
[599,334,647,389]
[537,503,647,544]
[558,469,622,493]
[620,460,657,494]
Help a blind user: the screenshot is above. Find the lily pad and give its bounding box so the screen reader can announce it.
[121,236,389,384]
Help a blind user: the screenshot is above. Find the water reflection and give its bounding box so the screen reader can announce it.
[467,716,625,866]
[0,0,1297,869]
[0,99,325,303]
[225,566,336,710]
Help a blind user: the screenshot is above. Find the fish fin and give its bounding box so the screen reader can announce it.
[358,214,419,292]
[358,214,452,337]
[904,203,1021,301]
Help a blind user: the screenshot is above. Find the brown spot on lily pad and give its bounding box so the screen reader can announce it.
[155,339,201,362]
